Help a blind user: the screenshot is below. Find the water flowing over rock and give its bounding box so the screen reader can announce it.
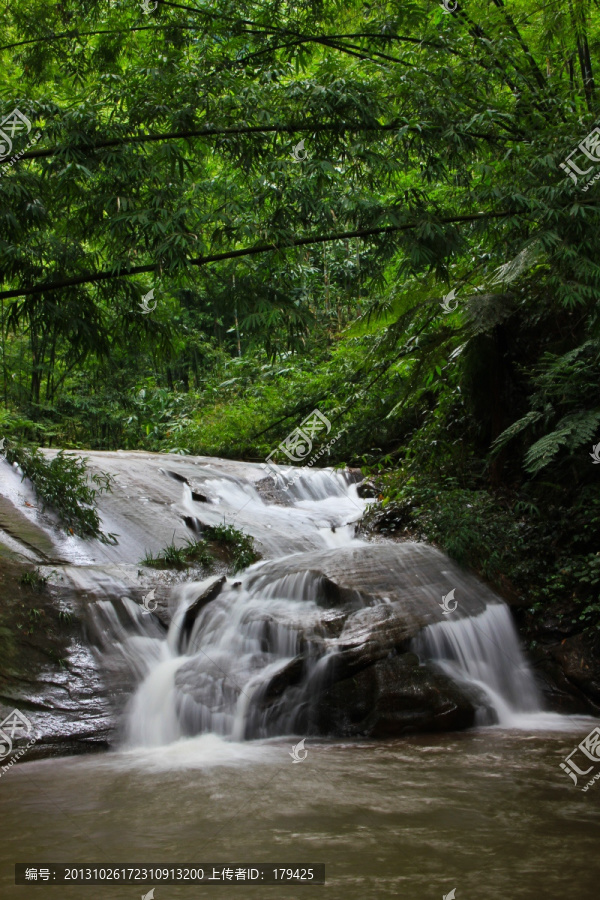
[0,450,580,757]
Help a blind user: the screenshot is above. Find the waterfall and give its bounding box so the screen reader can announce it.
[412,603,543,726]
[123,568,338,747]
[88,464,367,748]
[80,458,570,748]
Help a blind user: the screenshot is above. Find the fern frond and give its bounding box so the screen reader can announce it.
[524,410,600,474]
[492,410,545,454]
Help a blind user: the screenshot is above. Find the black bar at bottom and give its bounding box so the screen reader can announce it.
[16,864,325,885]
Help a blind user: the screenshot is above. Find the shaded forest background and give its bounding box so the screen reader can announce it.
[1,0,600,642]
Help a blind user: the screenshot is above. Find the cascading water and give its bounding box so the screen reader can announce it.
[85,465,367,747]
[124,571,333,746]
[86,461,563,748]
[412,604,543,727]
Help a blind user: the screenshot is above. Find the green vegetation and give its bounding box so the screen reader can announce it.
[364,477,600,633]
[202,523,261,572]
[7,447,116,542]
[58,610,73,627]
[141,537,214,570]
[19,568,48,589]
[1,1,599,632]
[141,525,259,572]
[20,606,44,635]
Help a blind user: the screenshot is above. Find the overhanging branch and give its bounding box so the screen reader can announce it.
[19,121,509,161]
[0,212,511,301]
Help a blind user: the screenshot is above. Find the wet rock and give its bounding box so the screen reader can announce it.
[0,556,115,761]
[253,475,295,507]
[514,609,600,713]
[345,467,364,485]
[259,656,306,706]
[313,653,478,736]
[161,469,190,484]
[245,544,491,624]
[529,654,598,715]
[178,575,227,650]
[356,478,378,499]
[182,515,207,533]
[0,494,62,562]
[544,634,600,710]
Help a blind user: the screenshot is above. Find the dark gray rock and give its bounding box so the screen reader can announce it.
[178,575,227,651]
[313,653,478,737]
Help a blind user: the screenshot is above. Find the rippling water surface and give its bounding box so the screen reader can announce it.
[2,727,600,899]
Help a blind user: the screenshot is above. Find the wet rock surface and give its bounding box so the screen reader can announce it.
[529,633,600,715]
[0,555,113,761]
[177,575,227,650]
[313,653,478,737]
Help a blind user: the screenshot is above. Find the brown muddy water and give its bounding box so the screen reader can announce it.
[1,727,599,900]
[2,457,599,898]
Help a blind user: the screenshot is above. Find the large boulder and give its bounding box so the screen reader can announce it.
[313,652,478,736]
[226,544,497,737]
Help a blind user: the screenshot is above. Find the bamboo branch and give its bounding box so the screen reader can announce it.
[0,212,512,301]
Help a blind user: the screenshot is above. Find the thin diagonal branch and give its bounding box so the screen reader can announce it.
[0,212,512,301]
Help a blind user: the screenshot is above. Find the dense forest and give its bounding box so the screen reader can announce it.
[2,0,600,649]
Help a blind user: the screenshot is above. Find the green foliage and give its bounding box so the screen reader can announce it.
[366,473,600,631]
[364,476,522,582]
[19,568,47,589]
[493,340,600,474]
[140,525,259,572]
[20,606,43,635]
[1,0,600,638]
[524,411,600,474]
[202,522,261,572]
[141,538,214,570]
[7,447,116,542]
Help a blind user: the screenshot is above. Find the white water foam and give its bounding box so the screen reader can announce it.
[412,603,589,731]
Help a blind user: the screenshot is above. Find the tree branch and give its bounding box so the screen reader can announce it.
[17,119,511,162]
[0,24,200,52]
[0,212,511,301]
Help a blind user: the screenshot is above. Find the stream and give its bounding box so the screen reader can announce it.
[1,454,599,898]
